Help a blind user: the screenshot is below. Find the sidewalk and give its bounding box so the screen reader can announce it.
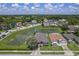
[31,45,41,56]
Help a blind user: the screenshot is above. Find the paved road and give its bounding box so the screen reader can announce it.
[9,24,41,32]
[62,45,74,56]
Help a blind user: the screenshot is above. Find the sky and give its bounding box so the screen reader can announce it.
[0,3,79,15]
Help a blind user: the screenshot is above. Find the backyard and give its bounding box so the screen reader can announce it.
[35,26,63,33]
[0,26,38,50]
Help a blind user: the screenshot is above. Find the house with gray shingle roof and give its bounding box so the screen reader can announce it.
[43,19,58,26]
[68,25,77,33]
[35,32,49,45]
[63,33,79,44]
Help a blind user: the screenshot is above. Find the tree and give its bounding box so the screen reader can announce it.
[27,38,38,50]
[75,28,79,36]
[67,16,79,25]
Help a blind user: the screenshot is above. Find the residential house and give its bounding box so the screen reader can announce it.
[68,25,77,33]
[63,33,79,44]
[35,32,49,45]
[58,19,68,26]
[31,20,37,24]
[0,24,9,30]
[43,19,49,26]
[49,33,67,46]
[63,34,75,42]
[16,22,22,27]
[43,19,58,26]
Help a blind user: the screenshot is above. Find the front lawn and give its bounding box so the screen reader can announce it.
[0,52,31,54]
[40,45,63,51]
[73,52,79,56]
[41,52,64,54]
[67,41,79,51]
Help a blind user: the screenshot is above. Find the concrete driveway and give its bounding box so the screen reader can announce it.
[31,45,41,56]
[62,45,74,56]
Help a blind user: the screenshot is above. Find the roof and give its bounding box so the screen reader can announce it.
[63,34,79,43]
[16,22,22,26]
[63,34,75,40]
[35,32,48,43]
[49,33,64,42]
[74,37,79,43]
[68,25,77,32]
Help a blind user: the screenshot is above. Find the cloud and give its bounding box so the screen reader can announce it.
[0,4,6,8]
[0,3,79,15]
[59,4,64,7]
[0,4,9,11]
[44,3,53,10]
[24,3,30,5]
[31,6,35,9]
[23,5,29,11]
[0,4,3,8]
[53,4,64,9]
[23,5,29,8]
[69,5,78,10]
[33,3,40,7]
[54,5,58,8]
[75,3,79,5]
[11,3,20,7]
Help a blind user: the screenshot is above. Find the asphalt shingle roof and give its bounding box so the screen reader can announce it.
[35,32,48,44]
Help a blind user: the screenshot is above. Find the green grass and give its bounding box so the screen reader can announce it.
[35,26,63,33]
[73,52,79,56]
[67,41,79,51]
[0,25,63,50]
[41,52,64,54]
[0,26,40,50]
[40,45,63,51]
[0,52,31,54]
[0,30,5,32]
[67,41,79,56]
